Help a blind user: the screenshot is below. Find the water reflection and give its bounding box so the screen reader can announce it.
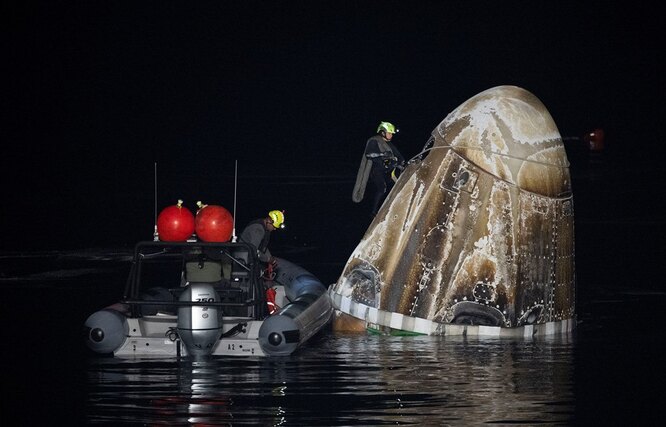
[87,333,574,425]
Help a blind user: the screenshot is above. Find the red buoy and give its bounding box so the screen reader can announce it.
[156,200,195,242]
[195,201,233,242]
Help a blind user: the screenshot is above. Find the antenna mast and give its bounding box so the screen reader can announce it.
[153,162,159,241]
[232,160,238,242]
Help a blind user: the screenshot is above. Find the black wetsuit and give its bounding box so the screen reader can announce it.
[240,219,272,263]
[364,135,405,215]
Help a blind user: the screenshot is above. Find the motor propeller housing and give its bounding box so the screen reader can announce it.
[177,282,223,357]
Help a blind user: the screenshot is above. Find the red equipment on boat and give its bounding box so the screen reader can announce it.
[156,200,195,241]
[195,202,233,242]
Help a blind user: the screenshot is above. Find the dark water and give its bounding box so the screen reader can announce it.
[83,335,575,425]
[2,150,664,425]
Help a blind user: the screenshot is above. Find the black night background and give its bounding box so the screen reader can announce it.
[5,1,662,250]
[2,1,664,424]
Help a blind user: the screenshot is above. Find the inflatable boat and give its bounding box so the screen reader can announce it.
[84,240,333,357]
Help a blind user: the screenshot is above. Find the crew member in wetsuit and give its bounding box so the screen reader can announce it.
[364,121,405,216]
[239,210,285,272]
[240,210,285,315]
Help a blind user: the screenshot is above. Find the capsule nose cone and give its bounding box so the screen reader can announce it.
[438,85,571,196]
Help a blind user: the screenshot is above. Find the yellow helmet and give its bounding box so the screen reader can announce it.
[268,210,285,229]
[377,121,398,134]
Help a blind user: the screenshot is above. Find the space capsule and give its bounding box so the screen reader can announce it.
[330,86,575,336]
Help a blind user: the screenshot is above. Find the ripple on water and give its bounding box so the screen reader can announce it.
[86,333,575,425]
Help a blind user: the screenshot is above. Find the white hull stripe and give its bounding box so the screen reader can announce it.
[329,289,574,337]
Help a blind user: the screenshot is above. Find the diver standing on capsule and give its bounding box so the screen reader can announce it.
[352,121,405,216]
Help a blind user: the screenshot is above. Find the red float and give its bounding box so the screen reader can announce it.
[156,200,195,241]
[195,202,233,242]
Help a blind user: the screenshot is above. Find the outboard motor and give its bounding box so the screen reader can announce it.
[84,304,129,354]
[176,283,223,357]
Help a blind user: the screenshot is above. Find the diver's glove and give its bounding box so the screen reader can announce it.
[384,156,398,168]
